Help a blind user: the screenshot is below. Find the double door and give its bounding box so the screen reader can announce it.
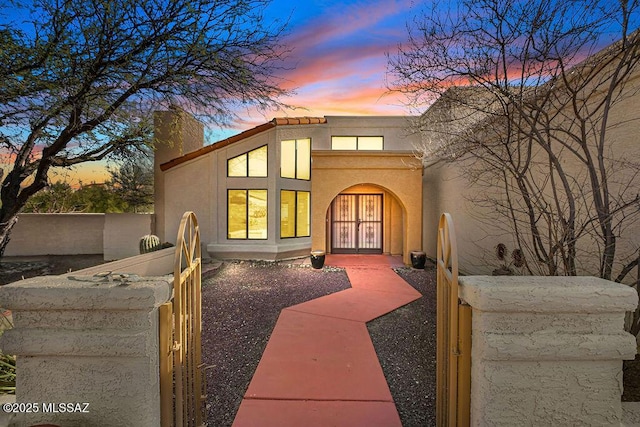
[331,194,383,254]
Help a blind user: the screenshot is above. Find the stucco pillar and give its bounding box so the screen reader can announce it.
[458,276,638,427]
[153,110,204,242]
[0,274,171,427]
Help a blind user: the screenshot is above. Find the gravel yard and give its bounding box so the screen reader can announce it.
[200,261,437,427]
[369,267,437,427]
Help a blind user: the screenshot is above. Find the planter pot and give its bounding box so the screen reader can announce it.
[310,251,326,269]
[410,251,426,269]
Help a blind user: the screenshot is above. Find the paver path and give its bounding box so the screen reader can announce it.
[232,255,422,426]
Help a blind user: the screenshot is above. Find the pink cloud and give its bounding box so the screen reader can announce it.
[276,0,413,87]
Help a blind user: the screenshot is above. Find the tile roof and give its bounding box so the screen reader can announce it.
[160,117,327,171]
[272,117,327,125]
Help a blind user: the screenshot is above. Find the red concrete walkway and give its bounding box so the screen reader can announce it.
[232,255,422,426]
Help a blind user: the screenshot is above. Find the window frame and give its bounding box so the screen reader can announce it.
[227,145,268,178]
[280,138,311,181]
[227,189,268,240]
[331,136,384,151]
[280,190,311,239]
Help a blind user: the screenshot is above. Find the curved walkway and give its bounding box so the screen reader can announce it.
[232,255,422,426]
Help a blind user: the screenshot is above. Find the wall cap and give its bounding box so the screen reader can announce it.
[0,275,172,310]
[459,275,638,313]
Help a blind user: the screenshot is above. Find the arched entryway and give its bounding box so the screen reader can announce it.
[326,184,405,256]
[310,150,423,265]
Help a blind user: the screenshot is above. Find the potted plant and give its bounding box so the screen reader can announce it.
[410,250,427,269]
[310,251,326,269]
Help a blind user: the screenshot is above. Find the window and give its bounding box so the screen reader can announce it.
[228,189,267,239]
[280,190,310,238]
[331,136,383,150]
[280,138,310,180]
[228,146,267,177]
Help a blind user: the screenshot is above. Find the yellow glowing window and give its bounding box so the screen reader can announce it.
[280,138,311,180]
[331,136,357,150]
[228,189,267,239]
[331,136,383,150]
[228,155,247,177]
[357,136,384,150]
[280,190,296,238]
[296,191,310,237]
[227,146,267,177]
[228,190,247,238]
[280,140,296,179]
[280,190,310,238]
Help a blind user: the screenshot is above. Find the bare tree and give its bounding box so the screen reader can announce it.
[389,0,640,286]
[0,0,289,256]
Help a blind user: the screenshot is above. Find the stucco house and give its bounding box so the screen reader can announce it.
[154,114,424,265]
[154,34,640,275]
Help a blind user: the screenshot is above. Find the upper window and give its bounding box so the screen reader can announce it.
[228,145,268,177]
[331,136,383,150]
[280,138,310,180]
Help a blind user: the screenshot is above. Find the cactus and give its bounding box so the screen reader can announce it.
[139,234,162,254]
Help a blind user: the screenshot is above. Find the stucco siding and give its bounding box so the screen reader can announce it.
[103,213,155,260]
[421,68,640,278]
[4,213,155,259]
[5,214,105,256]
[163,155,213,247]
[309,116,418,151]
[423,160,517,275]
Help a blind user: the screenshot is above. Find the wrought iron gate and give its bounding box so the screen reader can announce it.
[331,194,383,253]
[160,211,206,427]
[436,213,471,427]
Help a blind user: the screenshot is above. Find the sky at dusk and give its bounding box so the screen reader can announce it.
[1,0,420,186]
[4,0,627,186]
[214,0,418,139]
[16,0,420,185]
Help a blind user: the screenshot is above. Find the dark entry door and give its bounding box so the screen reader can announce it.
[331,194,383,254]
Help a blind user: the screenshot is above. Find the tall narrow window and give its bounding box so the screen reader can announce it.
[280,138,311,180]
[228,190,247,238]
[280,190,296,238]
[228,146,268,177]
[331,136,383,150]
[296,191,310,236]
[280,140,296,179]
[280,190,310,238]
[296,138,311,180]
[228,189,268,239]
